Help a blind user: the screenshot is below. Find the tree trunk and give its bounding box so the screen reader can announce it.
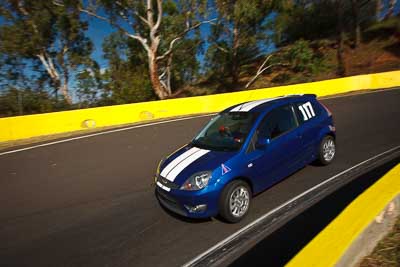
[351,0,361,48]
[165,53,173,95]
[60,82,72,104]
[336,0,346,76]
[149,53,169,99]
[376,0,382,21]
[37,52,72,104]
[385,0,397,19]
[231,24,240,86]
[61,66,72,104]
[77,0,213,100]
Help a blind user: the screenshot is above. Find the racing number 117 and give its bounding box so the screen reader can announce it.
[298,102,315,121]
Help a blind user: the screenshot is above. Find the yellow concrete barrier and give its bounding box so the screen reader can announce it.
[0,70,399,142]
[286,164,400,267]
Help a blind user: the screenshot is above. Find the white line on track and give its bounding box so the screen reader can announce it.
[182,144,400,267]
[0,114,214,156]
[1,87,399,157]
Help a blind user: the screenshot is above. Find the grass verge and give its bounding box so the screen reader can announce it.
[359,215,400,267]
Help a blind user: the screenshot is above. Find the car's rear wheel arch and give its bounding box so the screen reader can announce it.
[318,127,336,143]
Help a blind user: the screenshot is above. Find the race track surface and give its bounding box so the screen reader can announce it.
[1,89,400,267]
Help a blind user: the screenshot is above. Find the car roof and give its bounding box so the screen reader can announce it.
[223,94,317,113]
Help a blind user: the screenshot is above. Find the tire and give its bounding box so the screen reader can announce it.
[317,135,336,165]
[219,180,251,223]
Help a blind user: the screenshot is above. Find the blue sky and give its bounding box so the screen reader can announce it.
[85,17,113,70]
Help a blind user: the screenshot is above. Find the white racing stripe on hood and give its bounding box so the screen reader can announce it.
[160,147,200,178]
[166,149,210,182]
[230,97,283,112]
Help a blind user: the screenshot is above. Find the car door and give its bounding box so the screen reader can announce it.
[293,100,323,163]
[243,104,303,193]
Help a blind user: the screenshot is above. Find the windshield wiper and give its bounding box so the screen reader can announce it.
[192,141,237,152]
[190,140,207,149]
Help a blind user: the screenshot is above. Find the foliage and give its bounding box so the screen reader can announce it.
[0,0,93,103]
[364,16,400,41]
[0,0,398,117]
[205,0,275,88]
[275,0,343,45]
[100,32,154,104]
[72,0,209,99]
[286,40,326,75]
[0,87,62,117]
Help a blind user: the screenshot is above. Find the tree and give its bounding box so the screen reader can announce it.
[75,63,103,108]
[385,0,397,19]
[0,54,58,116]
[336,0,346,76]
[0,0,93,104]
[376,0,383,20]
[351,0,362,47]
[273,1,351,76]
[274,0,339,44]
[205,0,274,88]
[60,0,213,100]
[245,53,288,89]
[99,32,154,104]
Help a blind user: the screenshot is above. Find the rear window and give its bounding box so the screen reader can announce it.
[294,100,321,123]
[255,104,298,141]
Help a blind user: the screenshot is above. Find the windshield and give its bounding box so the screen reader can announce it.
[192,112,257,151]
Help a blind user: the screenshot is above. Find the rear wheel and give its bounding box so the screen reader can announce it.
[317,135,336,165]
[219,180,251,223]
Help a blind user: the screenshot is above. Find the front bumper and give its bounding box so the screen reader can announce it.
[155,182,221,218]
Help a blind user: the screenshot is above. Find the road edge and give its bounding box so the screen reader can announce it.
[1,87,399,154]
[182,146,400,267]
[286,164,400,267]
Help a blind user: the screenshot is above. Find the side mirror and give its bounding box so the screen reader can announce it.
[256,137,270,149]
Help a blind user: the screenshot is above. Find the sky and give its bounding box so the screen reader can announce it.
[85,17,113,70]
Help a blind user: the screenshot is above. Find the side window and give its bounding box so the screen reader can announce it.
[258,105,298,140]
[295,101,319,123]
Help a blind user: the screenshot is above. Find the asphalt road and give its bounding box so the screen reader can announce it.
[1,89,400,267]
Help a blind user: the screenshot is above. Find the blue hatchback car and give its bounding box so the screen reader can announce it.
[155,94,336,222]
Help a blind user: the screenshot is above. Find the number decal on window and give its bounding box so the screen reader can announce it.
[298,102,315,121]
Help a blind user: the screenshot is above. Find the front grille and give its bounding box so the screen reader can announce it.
[157,187,177,204]
[157,175,179,189]
[156,187,186,216]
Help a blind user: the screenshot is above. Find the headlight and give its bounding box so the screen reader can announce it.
[180,171,212,191]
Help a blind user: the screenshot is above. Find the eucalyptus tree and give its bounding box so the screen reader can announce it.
[60,0,213,99]
[100,31,154,104]
[205,0,275,88]
[0,0,93,104]
[385,0,397,19]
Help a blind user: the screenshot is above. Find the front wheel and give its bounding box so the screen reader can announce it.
[317,135,336,165]
[219,180,251,223]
